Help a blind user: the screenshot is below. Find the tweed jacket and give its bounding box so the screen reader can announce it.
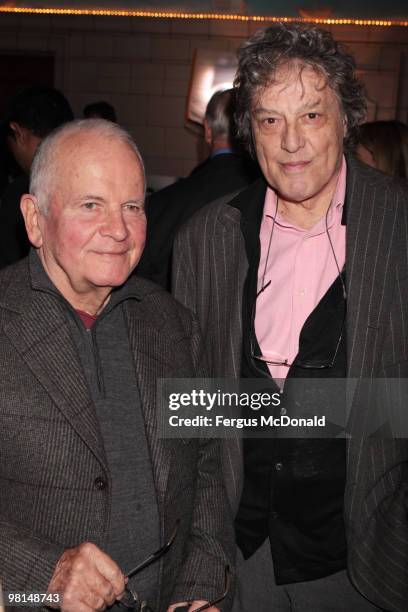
[0,258,233,611]
[173,156,408,612]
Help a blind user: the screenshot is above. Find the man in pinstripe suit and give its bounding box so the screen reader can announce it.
[0,119,233,612]
[173,24,408,612]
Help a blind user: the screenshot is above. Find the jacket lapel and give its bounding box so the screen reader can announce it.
[346,156,398,378]
[124,300,175,506]
[212,180,266,378]
[1,263,108,471]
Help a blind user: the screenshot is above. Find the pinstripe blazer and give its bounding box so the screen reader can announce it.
[0,259,233,612]
[173,156,408,611]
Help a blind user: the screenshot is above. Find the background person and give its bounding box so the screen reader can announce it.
[83,100,117,122]
[355,119,408,178]
[0,86,73,268]
[137,89,260,290]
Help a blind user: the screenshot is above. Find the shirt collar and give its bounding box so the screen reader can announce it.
[210,147,233,158]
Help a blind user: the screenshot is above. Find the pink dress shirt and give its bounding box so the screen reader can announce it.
[255,157,347,382]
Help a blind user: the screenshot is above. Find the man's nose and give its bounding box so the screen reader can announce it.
[281,123,304,153]
[100,209,128,241]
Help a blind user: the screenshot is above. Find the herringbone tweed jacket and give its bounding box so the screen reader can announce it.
[173,155,408,612]
[0,259,233,611]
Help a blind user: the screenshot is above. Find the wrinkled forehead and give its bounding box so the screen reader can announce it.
[252,59,336,109]
[52,132,143,188]
[57,131,141,167]
[39,133,144,218]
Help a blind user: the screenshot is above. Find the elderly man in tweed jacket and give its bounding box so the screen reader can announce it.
[0,119,233,612]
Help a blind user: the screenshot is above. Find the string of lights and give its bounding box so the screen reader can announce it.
[0,6,407,27]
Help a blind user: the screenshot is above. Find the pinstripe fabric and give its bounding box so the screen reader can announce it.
[173,192,248,512]
[345,160,408,612]
[173,156,408,611]
[0,261,233,612]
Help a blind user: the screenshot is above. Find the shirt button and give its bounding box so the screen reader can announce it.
[94,477,107,490]
[280,407,287,416]
[300,288,306,296]
[271,511,279,519]
[275,462,283,471]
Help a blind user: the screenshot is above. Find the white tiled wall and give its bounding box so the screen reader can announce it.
[0,12,408,178]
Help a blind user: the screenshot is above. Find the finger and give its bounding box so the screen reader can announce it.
[167,603,189,612]
[188,603,220,612]
[87,545,125,596]
[84,572,118,609]
[60,597,97,612]
[64,590,109,612]
[73,542,125,597]
[61,567,115,611]
[188,601,209,611]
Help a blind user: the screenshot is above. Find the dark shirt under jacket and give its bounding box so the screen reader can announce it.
[235,184,347,585]
[137,152,260,291]
[0,174,30,270]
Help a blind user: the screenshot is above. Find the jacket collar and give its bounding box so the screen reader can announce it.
[0,250,160,316]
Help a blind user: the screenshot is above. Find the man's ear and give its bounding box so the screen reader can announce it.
[342,115,348,138]
[20,194,43,248]
[9,121,25,143]
[204,119,212,146]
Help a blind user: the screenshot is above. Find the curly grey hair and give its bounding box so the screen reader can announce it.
[234,23,367,155]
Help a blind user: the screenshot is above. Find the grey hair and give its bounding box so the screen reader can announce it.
[204,89,235,143]
[30,118,146,213]
[234,23,367,156]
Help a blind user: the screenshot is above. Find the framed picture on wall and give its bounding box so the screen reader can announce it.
[186,48,237,126]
